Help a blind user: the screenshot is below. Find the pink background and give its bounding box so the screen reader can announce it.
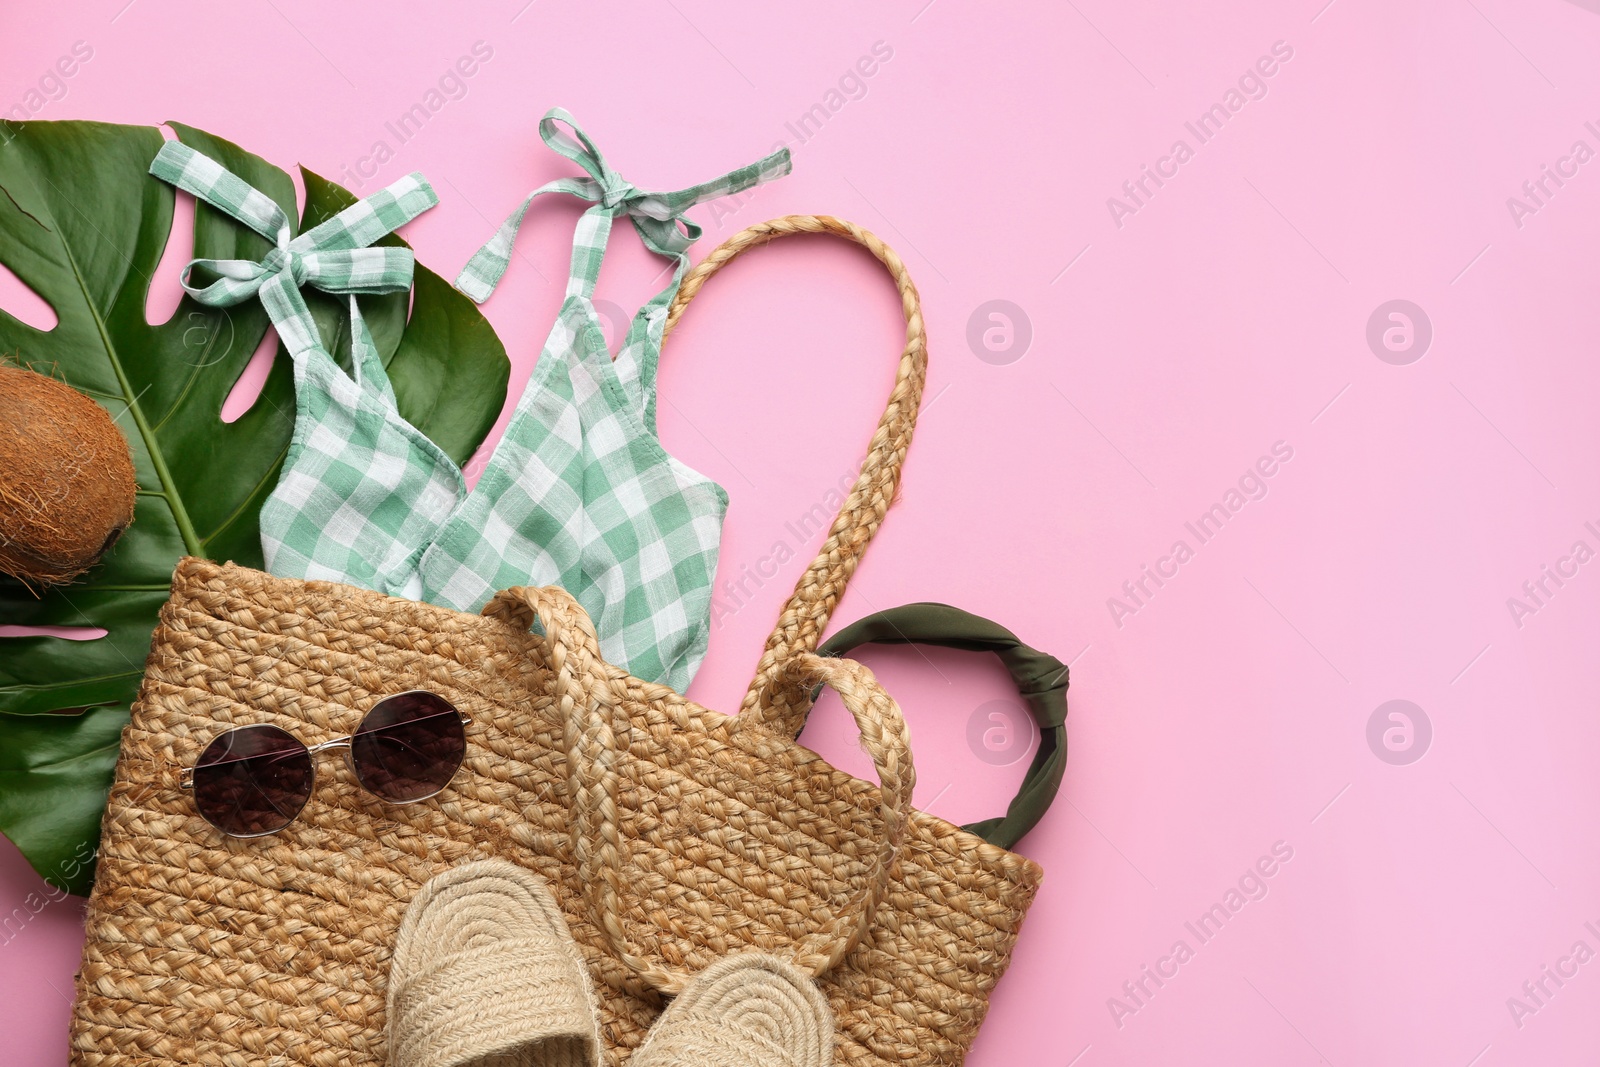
[4,0,1600,1063]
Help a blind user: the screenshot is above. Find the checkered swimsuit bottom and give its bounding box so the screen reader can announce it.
[148,111,789,690]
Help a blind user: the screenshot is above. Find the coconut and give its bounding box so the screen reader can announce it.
[0,363,137,588]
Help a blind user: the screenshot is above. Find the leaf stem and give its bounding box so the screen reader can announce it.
[60,233,203,558]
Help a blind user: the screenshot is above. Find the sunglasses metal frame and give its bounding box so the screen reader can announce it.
[179,690,472,838]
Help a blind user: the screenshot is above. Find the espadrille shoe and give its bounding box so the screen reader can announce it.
[386,860,601,1067]
[630,953,834,1067]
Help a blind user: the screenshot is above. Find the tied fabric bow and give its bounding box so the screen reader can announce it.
[148,141,439,375]
[455,108,791,303]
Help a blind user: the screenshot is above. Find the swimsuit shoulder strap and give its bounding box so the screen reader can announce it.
[148,140,437,399]
[454,108,790,307]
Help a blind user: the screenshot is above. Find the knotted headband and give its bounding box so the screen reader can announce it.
[819,603,1069,851]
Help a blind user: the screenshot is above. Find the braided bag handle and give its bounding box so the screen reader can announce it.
[662,215,928,739]
[483,585,916,995]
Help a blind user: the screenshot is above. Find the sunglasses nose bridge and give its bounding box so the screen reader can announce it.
[304,736,361,779]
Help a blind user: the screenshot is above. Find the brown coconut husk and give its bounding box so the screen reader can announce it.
[0,361,137,589]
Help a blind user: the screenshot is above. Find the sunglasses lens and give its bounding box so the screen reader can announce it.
[350,692,466,803]
[191,724,314,837]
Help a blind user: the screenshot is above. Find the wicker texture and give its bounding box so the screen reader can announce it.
[630,953,833,1067]
[69,217,1045,1067]
[661,216,930,741]
[387,860,601,1067]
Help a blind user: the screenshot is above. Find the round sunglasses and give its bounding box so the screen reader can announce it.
[179,691,471,838]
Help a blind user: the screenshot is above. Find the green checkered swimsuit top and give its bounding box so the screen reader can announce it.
[148,111,789,691]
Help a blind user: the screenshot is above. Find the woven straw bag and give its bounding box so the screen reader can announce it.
[70,216,1057,1067]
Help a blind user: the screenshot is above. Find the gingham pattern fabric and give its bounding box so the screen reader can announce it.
[150,116,789,691]
[149,142,437,363]
[148,143,463,600]
[417,111,791,689]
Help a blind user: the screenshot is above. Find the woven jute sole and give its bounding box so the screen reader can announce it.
[629,953,833,1067]
[386,859,602,1067]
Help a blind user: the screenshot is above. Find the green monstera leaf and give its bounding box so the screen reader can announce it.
[0,120,509,894]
